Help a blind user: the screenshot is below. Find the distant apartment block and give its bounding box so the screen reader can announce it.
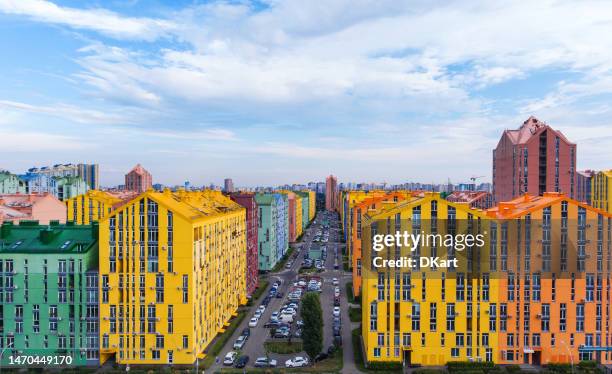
[230,192,259,296]
[576,170,595,205]
[224,178,234,193]
[493,116,576,203]
[0,172,26,194]
[124,164,152,192]
[592,170,612,213]
[78,164,99,190]
[326,174,338,211]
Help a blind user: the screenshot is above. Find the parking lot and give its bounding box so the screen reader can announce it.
[210,211,346,371]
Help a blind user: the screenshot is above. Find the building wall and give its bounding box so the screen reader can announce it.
[326,175,338,211]
[55,177,89,201]
[275,194,289,260]
[592,171,612,214]
[0,222,100,366]
[0,173,26,194]
[493,119,576,203]
[65,191,121,225]
[99,190,246,365]
[361,194,497,365]
[230,193,259,296]
[576,171,594,205]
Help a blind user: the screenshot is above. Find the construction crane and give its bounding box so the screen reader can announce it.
[470,175,485,183]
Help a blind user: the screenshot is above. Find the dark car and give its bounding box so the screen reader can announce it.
[241,327,250,338]
[334,297,340,306]
[234,355,249,368]
[276,292,284,299]
[333,326,341,336]
[334,335,343,347]
[314,352,329,362]
[264,321,281,328]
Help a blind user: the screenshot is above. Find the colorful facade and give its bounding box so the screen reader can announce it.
[360,191,612,366]
[278,191,301,242]
[592,170,612,214]
[255,194,281,271]
[350,191,415,297]
[65,190,137,225]
[326,175,338,211]
[275,194,289,260]
[486,193,612,365]
[99,190,246,365]
[0,221,100,366]
[55,176,89,201]
[447,191,493,210]
[361,193,495,366]
[0,172,26,194]
[576,170,595,205]
[229,192,259,296]
[493,116,576,203]
[295,191,311,230]
[124,164,152,193]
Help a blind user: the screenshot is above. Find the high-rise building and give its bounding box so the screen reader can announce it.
[0,193,66,224]
[254,193,288,271]
[0,221,100,366]
[492,117,576,203]
[124,164,152,193]
[78,164,99,190]
[326,175,338,211]
[278,191,302,241]
[592,170,612,213]
[224,178,234,193]
[99,190,246,365]
[230,192,259,296]
[54,176,89,201]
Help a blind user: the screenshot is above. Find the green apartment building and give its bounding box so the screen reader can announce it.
[0,172,26,194]
[0,220,99,366]
[255,194,280,271]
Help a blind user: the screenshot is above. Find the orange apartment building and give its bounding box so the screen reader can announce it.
[487,192,612,365]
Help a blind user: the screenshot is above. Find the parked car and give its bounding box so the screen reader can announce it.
[314,352,329,362]
[223,351,238,366]
[273,327,290,338]
[254,357,278,368]
[258,305,266,313]
[286,356,309,368]
[234,355,249,368]
[276,292,283,298]
[333,306,341,317]
[296,319,304,327]
[334,297,340,306]
[233,335,247,350]
[270,312,280,321]
[249,317,259,327]
[241,327,251,338]
[294,328,302,338]
[332,277,339,286]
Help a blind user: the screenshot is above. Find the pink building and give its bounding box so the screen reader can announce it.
[325,175,338,211]
[229,192,259,297]
[493,116,576,203]
[125,164,152,193]
[0,193,67,224]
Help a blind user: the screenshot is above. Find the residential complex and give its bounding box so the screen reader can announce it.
[576,170,595,205]
[78,164,100,190]
[65,190,138,225]
[229,192,259,296]
[254,193,285,271]
[98,190,247,365]
[357,191,612,366]
[0,172,26,194]
[446,191,493,210]
[493,117,576,203]
[0,221,100,366]
[124,164,152,193]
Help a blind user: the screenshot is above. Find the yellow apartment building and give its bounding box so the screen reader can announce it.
[98,189,247,365]
[361,193,498,366]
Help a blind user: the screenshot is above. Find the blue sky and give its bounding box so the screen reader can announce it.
[1,0,612,187]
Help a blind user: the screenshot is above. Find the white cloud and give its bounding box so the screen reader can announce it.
[0,0,175,41]
[0,129,87,152]
[0,99,134,124]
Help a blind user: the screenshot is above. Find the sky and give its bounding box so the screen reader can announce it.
[1,0,612,187]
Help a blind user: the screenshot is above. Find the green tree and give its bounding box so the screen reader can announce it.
[301,292,323,361]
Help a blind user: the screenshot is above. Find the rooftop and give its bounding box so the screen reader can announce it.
[0,221,98,254]
[505,116,573,145]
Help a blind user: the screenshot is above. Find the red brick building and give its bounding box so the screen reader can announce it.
[493,116,576,203]
[125,164,152,192]
[230,192,259,296]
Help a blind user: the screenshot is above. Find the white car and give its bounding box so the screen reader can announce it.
[286,356,309,368]
[258,305,266,313]
[255,357,278,368]
[233,335,247,350]
[223,351,238,366]
[332,278,339,286]
[333,306,341,317]
[248,317,259,327]
[270,312,280,321]
[254,311,262,319]
[334,287,340,297]
[282,307,297,316]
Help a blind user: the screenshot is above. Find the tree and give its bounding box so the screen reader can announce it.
[301,292,323,361]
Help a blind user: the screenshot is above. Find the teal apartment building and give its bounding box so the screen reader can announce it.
[0,172,26,194]
[254,194,279,271]
[0,220,99,366]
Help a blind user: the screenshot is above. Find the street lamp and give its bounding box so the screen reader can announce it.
[559,340,575,374]
[0,340,15,373]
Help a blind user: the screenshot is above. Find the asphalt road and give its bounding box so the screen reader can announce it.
[209,211,347,372]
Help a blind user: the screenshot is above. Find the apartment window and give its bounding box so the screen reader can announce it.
[183,335,189,349]
[155,274,164,303]
[560,303,567,332]
[411,303,420,331]
[446,303,455,331]
[429,303,437,331]
[370,302,378,331]
[402,333,411,347]
[576,304,585,332]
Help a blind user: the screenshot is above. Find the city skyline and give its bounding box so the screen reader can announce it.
[1,1,612,185]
